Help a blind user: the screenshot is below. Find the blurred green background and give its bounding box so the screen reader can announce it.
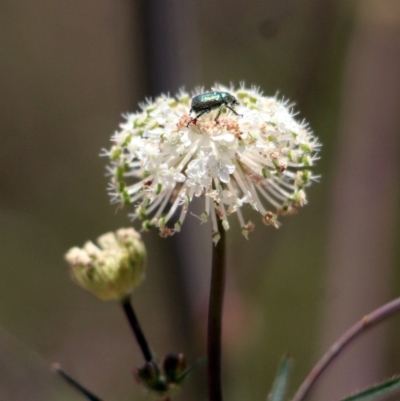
[1,1,400,400]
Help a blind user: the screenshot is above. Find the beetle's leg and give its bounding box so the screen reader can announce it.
[186,110,209,127]
[186,118,196,127]
[214,108,222,122]
[226,106,242,117]
[195,110,209,119]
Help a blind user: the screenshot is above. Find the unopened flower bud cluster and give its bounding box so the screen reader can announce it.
[105,85,320,241]
[65,228,146,300]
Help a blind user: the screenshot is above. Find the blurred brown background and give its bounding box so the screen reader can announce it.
[1,1,400,400]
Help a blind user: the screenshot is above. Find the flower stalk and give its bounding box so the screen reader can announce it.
[207,218,227,401]
[121,295,153,362]
[291,296,400,401]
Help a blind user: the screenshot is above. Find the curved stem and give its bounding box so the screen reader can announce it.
[291,297,400,401]
[207,220,226,401]
[120,296,153,362]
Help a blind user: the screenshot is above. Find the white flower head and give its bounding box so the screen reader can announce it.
[105,84,320,241]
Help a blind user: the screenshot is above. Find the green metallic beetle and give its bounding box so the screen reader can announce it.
[187,91,241,127]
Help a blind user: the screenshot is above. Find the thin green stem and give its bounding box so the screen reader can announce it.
[53,363,103,401]
[290,296,400,401]
[120,296,153,362]
[207,220,226,401]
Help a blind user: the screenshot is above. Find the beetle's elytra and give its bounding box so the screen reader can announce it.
[187,91,240,127]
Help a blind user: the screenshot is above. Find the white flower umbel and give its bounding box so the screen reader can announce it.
[105,84,320,242]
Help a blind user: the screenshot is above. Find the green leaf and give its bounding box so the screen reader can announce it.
[176,357,206,384]
[267,354,292,401]
[341,376,400,401]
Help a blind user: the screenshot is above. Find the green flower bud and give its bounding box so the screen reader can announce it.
[65,228,146,300]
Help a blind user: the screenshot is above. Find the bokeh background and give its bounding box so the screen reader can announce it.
[1,1,400,400]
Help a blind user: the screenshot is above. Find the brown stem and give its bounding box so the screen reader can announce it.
[207,220,226,401]
[120,296,153,362]
[290,297,400,401]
